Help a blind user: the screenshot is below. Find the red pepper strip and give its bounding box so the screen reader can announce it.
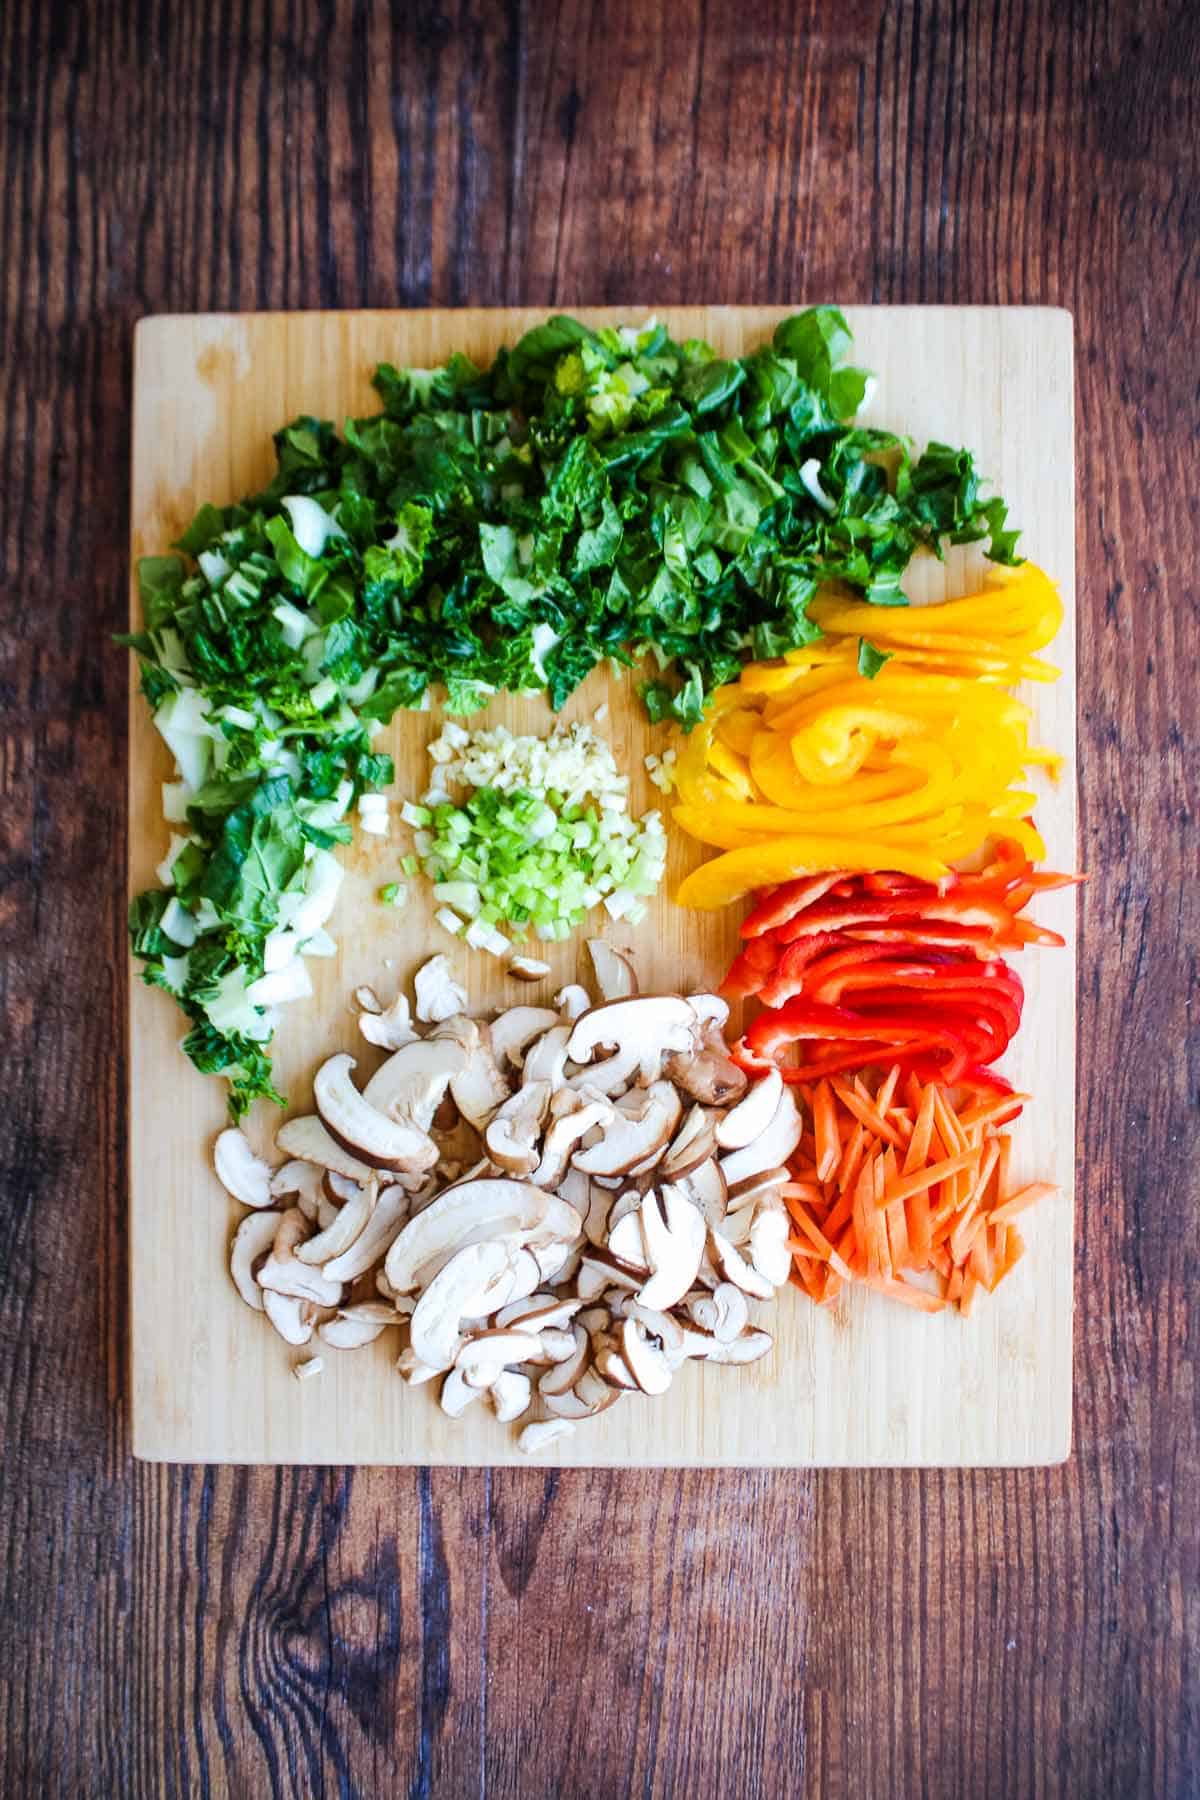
[740,872,849,938]
[756,932,861,1006]
[720,934,784,997]
[774,894,1023,945]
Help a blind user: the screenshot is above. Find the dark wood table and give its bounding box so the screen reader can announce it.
[3,2,1197,1794]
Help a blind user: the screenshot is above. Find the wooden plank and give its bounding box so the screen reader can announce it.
[128,305,1076,1466]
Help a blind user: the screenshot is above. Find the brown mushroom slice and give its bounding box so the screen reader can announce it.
[385,1176,582,1295]
[532,1100,613,1188]
[256,1208,343,1307]
[456,1329,543,1389]
[702,1328,774,1366]
[621,1317,673,1396]
[230,1211,281,1311]
[214,1127,274,1208]
[664,1037,747,1107]
[489,1369,533,1422]
[409,1239,519,1371]
[583,1181,614,1247]
[624,1301,687,1362]
[536,1327,579,1363]
[681,1158,728,1229]
[321,1184,410,1284]
[660,1105,719,1181]
[484,1080,552,1175]
[315,1054,439,1173]
[440,1366,483,1417]
[489,1006,560,1070]
[554,984,592,1022]
[586,939,639,1002]
[572,1080,681,1177]
[574,1366,621,1415]
[294,1175,378,1265]
[538,1323,590,1397]
[270,1158,328,1224]
[637,1185,707,1311]
[568,1044,640,1099]
[709,1227,776,1301]
[355,984,383,1014]
[718,1085,802,1185]
[494,1294,581,1333]
[318,1303,402,1349]
[565,995,697,1083]
[687,992,730,1030]
[607,1189,643,1230]
[438,1018,512,1128]
[275,1115,375,1185]
[542,1386,601,1421]
[396,1345,441,1385]
[518,1418,577,1454]
[748,1194,792,1287]
[358,988,418,1051]
[414,954,468,1025]
[262,1289,314,1346]
[726,1166,790,1213]
[507,956,552,984]
[714,1067,783,1150]
[521,1023,573,1089]
[594,1342,639,1390]
[362,1038,469,1129]
[606,1211,650,1271]
[687,1281,750,1343]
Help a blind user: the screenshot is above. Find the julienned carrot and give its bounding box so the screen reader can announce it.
[786,1067,1056,1315]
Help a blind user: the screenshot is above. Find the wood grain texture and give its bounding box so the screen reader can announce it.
[1,0,1196,1793]
[127,304,1077,1468]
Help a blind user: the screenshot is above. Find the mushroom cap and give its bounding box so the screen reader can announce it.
[718,1085,801,1186]
[274,1115,375,1184]
[586,940,639,1001]
[484,1080,552,1175]
[489,1369,533,1422]
[714,1068,784,1151]
[230,1210,281,1311]
[565,995,697,1079]
[637,1184,707,1311]
[410,1239,519,1370]
[321,1184,410,1283]
[489,1006,560,1070]
[362,1037,469,1128]
[621,1317,673,1395]
[294,1176,378,1265]
[384,1177,583,1295]
[572,1080,682,1177]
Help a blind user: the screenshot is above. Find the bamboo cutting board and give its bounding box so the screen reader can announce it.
[128,307,1076,1465]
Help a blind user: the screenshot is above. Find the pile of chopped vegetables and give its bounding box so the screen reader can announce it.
[410,722,667,950]
[783,1070,1051,1315]
[123,307,1023,1118]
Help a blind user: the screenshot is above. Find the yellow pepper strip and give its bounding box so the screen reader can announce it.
[706,738,757,802]
[675,835,950,908]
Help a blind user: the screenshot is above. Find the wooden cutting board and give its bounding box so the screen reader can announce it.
[128,307,1076,1466]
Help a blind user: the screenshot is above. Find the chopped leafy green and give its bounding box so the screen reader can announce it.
[122,308,1021,1116]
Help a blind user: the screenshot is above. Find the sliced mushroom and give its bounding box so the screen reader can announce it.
[538,1323,590,1396]
[718,1086,802,1187]
[576,1253,642,1300]
[362,1037,469,1129]
[521,1023,572,1089]
[315,1054,439,1173]
[518,1418,576,1454]
[664,1035,747,1107]
[318,1302,401,1349]
[230,1210,281,1311]
[607,1188,643,1230]
[572,1080,681,1177]
[489,1006,560,1070]
[396,1345,441,1385]
[554,983,592,1022]
[586,939,639,1001]
[681,1158,728,1229]
[748,1194,792,1287]
[536,1326,579,1363]
[702,1328,774,1366]
[489,1369,533,1422]
[726,1166,790,1213]
[270,1159,328,1223]
[714,1067,783,1150]
[440,1365,483,1417]
[709,1227,776,1301]
[607,1211,649,1271]
[637,1184,707,1311]
[456,1329,542,1389]
[321,1184,410,1283]
[583,1180,613,1247]
[257,1209,344,1307]
[414,955,468,1024]
[437,1017,512,1128]
[294,1355,324,1382]
[494,1294,581,1333]
[624,1300,687,1361]
[621,1317,673,1395]
[262,1289,314,1346]
[295,1176,378,1265]
[532,1099,613,1188]
[409,1240,519,1371]
[567,1044,641,1099]
[687,1281,749,1343]
[355,984,383,1014]
[358,988,418,1051]
[275,1115,375,1185]
[687,993,730,1029]
[594,1341,639,1390]
[507,956,551,984]
[566,996,697,1083]
[485,1080,552,1175]
[214,1128,274,1208]
[660,1105,719,1181]
[384,1176,580,1293]
[574,1366,621,1415]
